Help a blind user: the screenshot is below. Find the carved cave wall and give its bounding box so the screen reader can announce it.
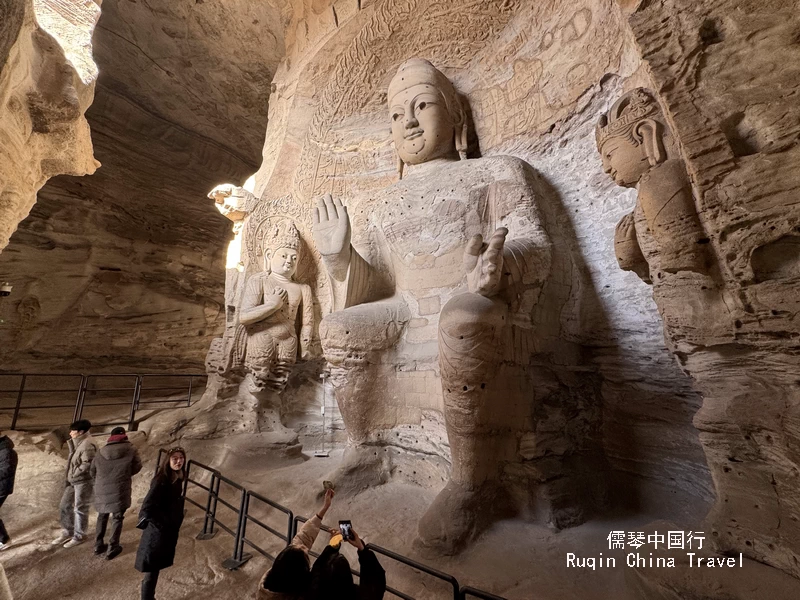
[245,0,714,518]
[0,0,725,528]
[623,0,800,577]
[0,0,287,371]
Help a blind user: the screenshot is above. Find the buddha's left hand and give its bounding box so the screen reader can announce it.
[464,227,507,297]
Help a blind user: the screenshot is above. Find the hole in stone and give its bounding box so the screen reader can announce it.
[699,18,725,45]
[463,386,468,391]
[734,320,742,328]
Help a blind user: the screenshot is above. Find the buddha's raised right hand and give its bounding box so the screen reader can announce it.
[312,193,351,264]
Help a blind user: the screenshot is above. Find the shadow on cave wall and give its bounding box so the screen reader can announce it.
[533,168,713,525]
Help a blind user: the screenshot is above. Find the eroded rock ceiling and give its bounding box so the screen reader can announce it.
[0,0,287,371]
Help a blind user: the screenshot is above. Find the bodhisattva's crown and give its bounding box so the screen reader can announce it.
[266,219,300,252]
[596,88,660,149]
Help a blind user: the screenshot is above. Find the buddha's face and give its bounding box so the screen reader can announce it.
[390,84,456,166]
[600,136,651,188]
[269,247,298,278]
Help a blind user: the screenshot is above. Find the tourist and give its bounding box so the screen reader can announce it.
[308,524,386,600]
[135,446,186,600]
[0,431,18,550]
[52,419,97,548]
[90,426,143,560]
[257,487,335,600]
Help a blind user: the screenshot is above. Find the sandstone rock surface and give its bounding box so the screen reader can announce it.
[613,0,800,579]
[0,0,287,372]
[192,0,715,550]
[0,0,101,253]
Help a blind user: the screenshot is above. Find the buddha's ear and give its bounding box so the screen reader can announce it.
[453,96,468,160]
[263,249,272,273]
[455,121,468,161]
[635,118,665,166]
[396,153,404,180]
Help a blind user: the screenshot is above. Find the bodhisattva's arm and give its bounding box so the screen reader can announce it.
[239,277,285,326]
[299,284,314,359]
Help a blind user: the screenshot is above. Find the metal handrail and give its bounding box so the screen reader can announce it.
[461,587,507,600]
[0,372,205,431]
[240,490,294,561]
[366,542,461,600]
[149,449,506,600]
[150,457,504,598]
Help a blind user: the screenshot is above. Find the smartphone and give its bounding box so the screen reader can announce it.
[339,520,352,541]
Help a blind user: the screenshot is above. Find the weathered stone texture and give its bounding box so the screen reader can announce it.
[0,0,100,253]
[0,0,287,372]
[622,0,800,578]
[203,0,712,533]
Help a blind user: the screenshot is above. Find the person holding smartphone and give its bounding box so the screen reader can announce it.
[258,487,336,599]
[308,522,386,600]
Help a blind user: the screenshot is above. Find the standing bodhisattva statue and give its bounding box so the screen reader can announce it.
[596,88,710,281]
[312,58,554,553]
[240,219,314,393]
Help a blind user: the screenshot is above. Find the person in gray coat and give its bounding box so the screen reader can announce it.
[90,426,142,560]
[52,419,97,548]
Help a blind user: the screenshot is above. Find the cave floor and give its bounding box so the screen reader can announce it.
[2,435,795,600]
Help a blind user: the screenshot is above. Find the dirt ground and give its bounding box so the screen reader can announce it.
[2,433,797,600]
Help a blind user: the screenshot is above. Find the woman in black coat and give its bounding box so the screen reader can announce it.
[0,433,18,548]
[135,447,186,600]
[309,526,386,600]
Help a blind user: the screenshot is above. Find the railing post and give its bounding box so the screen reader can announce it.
[182,460,190,496]
[154,449,165,478]
[286,509,294,544]
[186,375,194,407]
[222,490,253,570]
[128,376,142,431]
[196,470,219,541]
[10,374,26,431]
[72,375,87,423]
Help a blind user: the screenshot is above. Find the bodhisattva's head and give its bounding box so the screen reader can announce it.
[388,59,467,176]
[269,247,299,279]
[596,88,668,188]
[263,219,301,279]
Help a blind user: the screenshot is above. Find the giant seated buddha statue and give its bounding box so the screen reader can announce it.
[312,59,583,553]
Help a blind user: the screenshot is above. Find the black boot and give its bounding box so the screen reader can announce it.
[0,519,9,545]
[141,570,159,600]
